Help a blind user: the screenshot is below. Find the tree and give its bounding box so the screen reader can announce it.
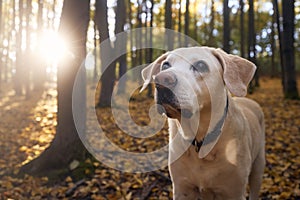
[33,0,46,91]
[96,0,116,107]
[239,0,245,57]
[248,0,259,89]
[281,0,299,99]
[165,0,173,50]
[207,0,216,47]
[273,0,284,79]
[223,0,230,53]
[184,0,190,45]
[20,0,90,176]
[14,0,24,95]
[24,0,32,98]
[177,0,182,46]
[116,0,127,94]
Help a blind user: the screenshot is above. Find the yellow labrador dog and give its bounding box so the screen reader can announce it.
[140,47,265,200]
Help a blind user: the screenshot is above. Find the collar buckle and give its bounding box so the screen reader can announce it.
[192,139,203,153]
[190,96,229,153]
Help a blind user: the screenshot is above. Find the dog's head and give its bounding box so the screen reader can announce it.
[140,47,256,120]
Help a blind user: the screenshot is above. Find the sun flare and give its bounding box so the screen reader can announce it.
[39,30,68,65]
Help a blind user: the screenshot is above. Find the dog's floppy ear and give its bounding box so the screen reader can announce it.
[212,48,256,97]
[140,52,169,92]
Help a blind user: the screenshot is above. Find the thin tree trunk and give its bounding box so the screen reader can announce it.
[272,0,285,84]
[281,0,299,99]
[116,0,127,94]
[20,0,90,176]
[93,23,98,81]
[240,0,244,57]
[223,0,230,53]
[208,0,216,47]
[165,0,173,50]
[15,0,24,95]
[147,0,154,97]
[96,0,116,107]
[177,0,182,46]
[184,0,190,46]
[33,0,46,91]
[137,1,143,66]
[193,1,198,41]
[24,0,32,99]
[271,8,276,77]
[248,0,259,91]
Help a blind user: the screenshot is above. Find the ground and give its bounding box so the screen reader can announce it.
[0,77,299,199]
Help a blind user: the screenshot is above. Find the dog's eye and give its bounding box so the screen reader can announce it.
[161,62,171,71]
[191,60,209,73]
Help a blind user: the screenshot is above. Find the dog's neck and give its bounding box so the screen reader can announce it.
[180,88,229,149]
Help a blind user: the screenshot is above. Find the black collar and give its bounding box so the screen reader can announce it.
[191,96,229,153]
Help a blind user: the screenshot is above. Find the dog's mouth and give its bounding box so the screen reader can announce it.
[156,87,193,119]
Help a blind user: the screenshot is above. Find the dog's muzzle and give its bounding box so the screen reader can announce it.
[154,72,193,119]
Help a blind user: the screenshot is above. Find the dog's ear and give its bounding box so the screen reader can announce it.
[140,52,169,92]
[212,48,256,97]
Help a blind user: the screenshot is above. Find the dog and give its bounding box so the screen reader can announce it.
[140,47,265,200]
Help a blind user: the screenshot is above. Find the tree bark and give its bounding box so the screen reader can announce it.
[208,0,216,47]
[184,0,190,46]
[248,0,259,90]
[15,0,24,95]
[239,0,244,57]
[165,0,173,50]
[20,0,90,176]
[177,0,182,46]
[147,0,154,97]
[271,7,277,77]
[24,0,32,99]
[281,0,299,99]
[223,0,230,53]
[116,0,127,94]
[272,0,285,82]
[96,0,116,107]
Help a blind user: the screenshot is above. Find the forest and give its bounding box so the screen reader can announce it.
[0,0,300,199]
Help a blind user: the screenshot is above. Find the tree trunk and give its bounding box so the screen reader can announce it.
[128,0,135,66]
[24,0,32,99]
[165,0,173,50]
[193,1,198,41]
[184,0,190,46]
[33,0,46,91]
[177,0,182,46]
[15,0,24,95]
[248,0,259,91]
[96,0,116,107]
[208,0,216,47]
[19,0,90,176]
[147,0,154,97]
[223,0,230,53]
[116,0,127,95]
[281,0,299,99]
[239,0,244,57]
[271,7,277,77]
[272,0,285,82]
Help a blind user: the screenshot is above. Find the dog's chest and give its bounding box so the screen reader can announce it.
[171,147,243,190]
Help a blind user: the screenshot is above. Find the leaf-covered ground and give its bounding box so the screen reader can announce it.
[0,77,300,199]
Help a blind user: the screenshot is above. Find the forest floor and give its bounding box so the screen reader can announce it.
[0,77,300,199]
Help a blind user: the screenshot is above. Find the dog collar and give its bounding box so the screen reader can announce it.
[191,96,229,153]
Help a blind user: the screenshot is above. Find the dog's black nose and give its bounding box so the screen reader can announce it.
[155,72,177,89]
